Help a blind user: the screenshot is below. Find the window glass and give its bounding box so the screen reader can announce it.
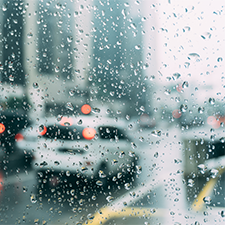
[98,126,126,140]
[1,0,225,225]
[37,1,74,76]
[40,125,84,140]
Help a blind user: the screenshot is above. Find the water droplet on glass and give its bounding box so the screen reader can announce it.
[135,0,140,5]
[68,89,75,96]
[182,81,189,88]
[106,196,114,202]
[197,164,207,174]
[87,214,95,220]
[183,26,190,32]
[135,45,141,50]
[172,73,181,80]
[188,53,200,60]
[131,142,137,149]
[184,62,190,68]
[34,219,40,225]
[33,83,39,89]
[180,104,188,112]
[56,3,61,9]
[66,102,74,111]
[124,183,131,190]
[139,136,144,142]
[121,9,126,18]
[129,151,136,157]
[203,196,211,204]
[209,98,215,105]
[151,130,161,137]
[217,57,223,62]
[2,4,7,11]
[201,32,211,39]
[119,151,125,158]
[0,64,3,70]
[54,161,60,166]
[210,134,216,141]
[221,211,225,217]
[92,107,100,113]
[40,161,48,166]
[27,32,33,38]
[126,115,130,120]
[130,192,136,197]
[112,159,118,165]
[164,89,171,95]
[136,165,142,174]
[117,172,122,179]
[70,189,75,196]
[187,179,194,187]
[220,137,225,143]
[79,199,85,206]
[81,167,88,172]
[11,52,15,59]
[67,36,73,43]
[30,194,37,203]
[9,75,14,81]
[39,125,45,133]
[55,66,60,73]
[23,186,28,193]
[57,115,63,121]
[140,106,145,112]
[66,171,70,177]
[198,107,205,114]
[210,169,219,178]
[98,170,106,178]
[154,152,158,158]
[77,119,82,125]
[96,180,103,186]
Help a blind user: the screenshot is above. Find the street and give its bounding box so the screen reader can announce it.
[0,126,187,224]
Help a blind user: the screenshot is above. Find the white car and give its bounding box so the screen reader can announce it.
[16,116,138,192]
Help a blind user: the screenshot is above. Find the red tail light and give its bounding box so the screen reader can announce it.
[82,127,96,140]
[15,133,24,142]
[81,104,91,115]
[0,123,5,134]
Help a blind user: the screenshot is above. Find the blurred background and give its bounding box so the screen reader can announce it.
[1,0,225,224]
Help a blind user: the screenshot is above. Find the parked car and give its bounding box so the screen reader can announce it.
[15,115,138,194]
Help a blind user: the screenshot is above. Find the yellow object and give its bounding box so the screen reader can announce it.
[191,166,225,211]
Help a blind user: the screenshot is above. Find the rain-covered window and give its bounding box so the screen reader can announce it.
[1,0,225,225]
[37,1,74,77]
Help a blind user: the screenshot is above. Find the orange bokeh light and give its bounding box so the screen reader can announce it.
[81,104,91,114]
[172,109,182,119]
[15,133,24,142]
[0,123,5,134]
[82,127,96,140]
[207,116,220,129]
[176,84,183,93]
[59,117,73,126]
